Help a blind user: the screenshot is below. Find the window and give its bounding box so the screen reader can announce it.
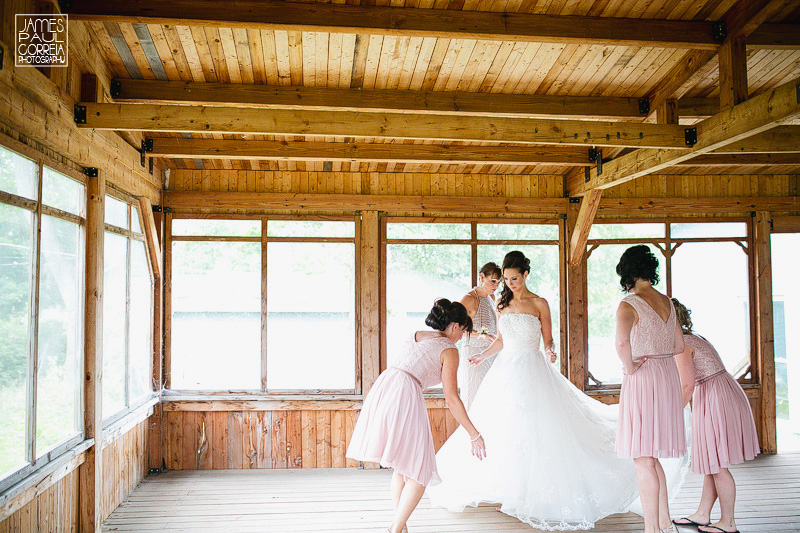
[586,221,751,389]
[103,194,154,422]
[169,217,357,392]
[385,220,561,383]
[0,145,85,490]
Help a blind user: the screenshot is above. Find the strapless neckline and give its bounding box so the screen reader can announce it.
[500,312,540,322]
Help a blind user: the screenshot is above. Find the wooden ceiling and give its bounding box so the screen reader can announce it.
[63,0,800,177]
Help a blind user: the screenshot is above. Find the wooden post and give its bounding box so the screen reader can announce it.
[754,211,776,453]
[657,99,678,125]
[568,189,602,266]
[719,35,748,112]
[148,208,164,472]
[566,201,589,390]
[79,175,104,532]
[360,211,380,394]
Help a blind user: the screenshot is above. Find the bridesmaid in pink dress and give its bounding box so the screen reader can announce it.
[614,245,686,533]
[671,298,759,533]
[346,299,486,533]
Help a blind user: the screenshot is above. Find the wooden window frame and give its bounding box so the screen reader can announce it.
[165,213,361,396]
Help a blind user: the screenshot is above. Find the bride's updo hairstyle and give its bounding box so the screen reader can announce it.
[615,244,659,292]
[425,298,473,332]
[497,251,530,311]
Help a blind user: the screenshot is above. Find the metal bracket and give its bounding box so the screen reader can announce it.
[0,46,4,70]
[569,197,581,204]
[796,81,799,105]
[584,166,591,183]
[74,104,86,124]
[140,139,153,167]
[638,97,650,115]
[589,147,603,176]
[152,205,163,213]
[83,167,98,177]
[110,79,121,99]
[149,157,154,175]
[712,21,727,43]
[684,127,698,146]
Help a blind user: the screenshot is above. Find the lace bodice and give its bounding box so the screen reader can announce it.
[623,294,682,360]
[684,334,726,382]
[471,290,498,336]
[499,313,542,350]
[392,333,456,389]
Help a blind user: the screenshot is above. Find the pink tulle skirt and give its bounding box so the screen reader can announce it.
[691,371,760,475]
[346,368,441,486]
[616,357,686,459]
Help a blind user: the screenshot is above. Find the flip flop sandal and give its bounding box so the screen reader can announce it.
[673,517,710,527]
[698,526,740,533]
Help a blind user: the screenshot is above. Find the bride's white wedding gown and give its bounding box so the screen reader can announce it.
[427,313,687,531]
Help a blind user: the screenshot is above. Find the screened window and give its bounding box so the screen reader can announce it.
[385,220,562,382]
[586,221,751,389]
[169,217,357,392]
[102,194,154,421]
[0,145,85,490]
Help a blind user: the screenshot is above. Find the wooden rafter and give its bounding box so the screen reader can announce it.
[111,79,722,120]
[569,76,800,195]
[568,190,603,266]
[149,138,590,166]
[597,197,800,215]
[673,153,800,166]
[748,24,800,50]
[63,0,721,49]
[715,126,800,153]
[76,103,691,148]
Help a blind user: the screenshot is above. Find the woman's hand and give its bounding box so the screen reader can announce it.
[482,334,497,343]
[623,358,646,375]
[545,349,557,364]
[468,352,488,366]
[470,434,486,460]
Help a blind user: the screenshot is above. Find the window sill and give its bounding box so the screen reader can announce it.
[101,395,159,448]
[160,392,450,411]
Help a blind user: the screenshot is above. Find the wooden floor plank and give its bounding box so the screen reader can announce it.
[103,453,800,532]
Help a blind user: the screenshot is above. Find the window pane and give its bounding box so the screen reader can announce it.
[477,224,558,241]
[587,243,666,386]
[588,223,665,240]
[386,244,471,372]
[672,242,750,377]
[172,219,260,237]
[105,196,128,229]
[670,222,747,239]
[129,241,152,402]
[387,223,470,240]
[267,220,354,238]
[0,146,37,200]
[0,204,33,478]
[131,205,142,234]
[171,242,261,390]
[42,168,85,217]
[103,233,127,418]
[477,245,561,362]
[37,216,83,455]
[266,243,355,390]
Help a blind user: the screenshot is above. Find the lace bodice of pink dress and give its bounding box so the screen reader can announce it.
[392,334,455,389]
[684,334,726,382]
[623,294,682,359]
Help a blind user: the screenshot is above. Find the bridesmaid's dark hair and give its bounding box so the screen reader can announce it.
[616,245,659,292]
[497,251,531,311]
[425,299,473,332]
[672,298,693,334]
[479,262,502,279]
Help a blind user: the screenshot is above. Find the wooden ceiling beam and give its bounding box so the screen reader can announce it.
[75,103,691,149]
[569,190,602,266]
[748,24,800,50]
[63,0,721,49]
[713,126,800,153]
[597,197,800,215]
[674,153,800,166]
[568,76,800,196]
[149,138,591,166]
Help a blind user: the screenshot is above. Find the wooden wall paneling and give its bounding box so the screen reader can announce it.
[227,412,245,469]
[211,411,228,470]
[301,411,318,469]
[428,408,447,452]
[271,411,288,469]
[287,410,303,468]
[754,211,777,453]
[330,410,347,468]
[196,411,212,470]
[316,411,332,469]
[344,410,358,468]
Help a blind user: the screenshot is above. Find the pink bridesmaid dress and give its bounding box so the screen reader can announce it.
[616,295,686,459]
[346,333,454,487]
[684,334,760,475]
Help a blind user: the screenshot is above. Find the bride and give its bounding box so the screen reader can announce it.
[427,251,681,530]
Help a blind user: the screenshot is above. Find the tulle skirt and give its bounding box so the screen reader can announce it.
[616,357,686,459]
[691,371,760,475]
[458,338,494,410]
[428,342,641,530]
[346,368,440,486]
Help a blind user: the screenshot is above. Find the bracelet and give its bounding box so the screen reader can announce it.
[470,432,481,442]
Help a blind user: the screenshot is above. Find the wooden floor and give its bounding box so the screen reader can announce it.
[104,453,800,532]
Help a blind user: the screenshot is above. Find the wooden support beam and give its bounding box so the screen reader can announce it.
[678,97,721,118]
[79,175,104,533]
[164,191,569,215]
[748,24,800,50]
[360,211,380,395]
[76,103,690,149]
[63,0,720,49]
[112,79,652,119]
[713,126,800,153]
[753,211,776,453]
[597,196,800,215]
[565,201,588,390]
[657,99,678,125]
[673,153,800,166]
[149,138,590,166]
[568,190,603,266]
[719,36,748,112]
[137,197,162,279]
[570,76,800,195]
